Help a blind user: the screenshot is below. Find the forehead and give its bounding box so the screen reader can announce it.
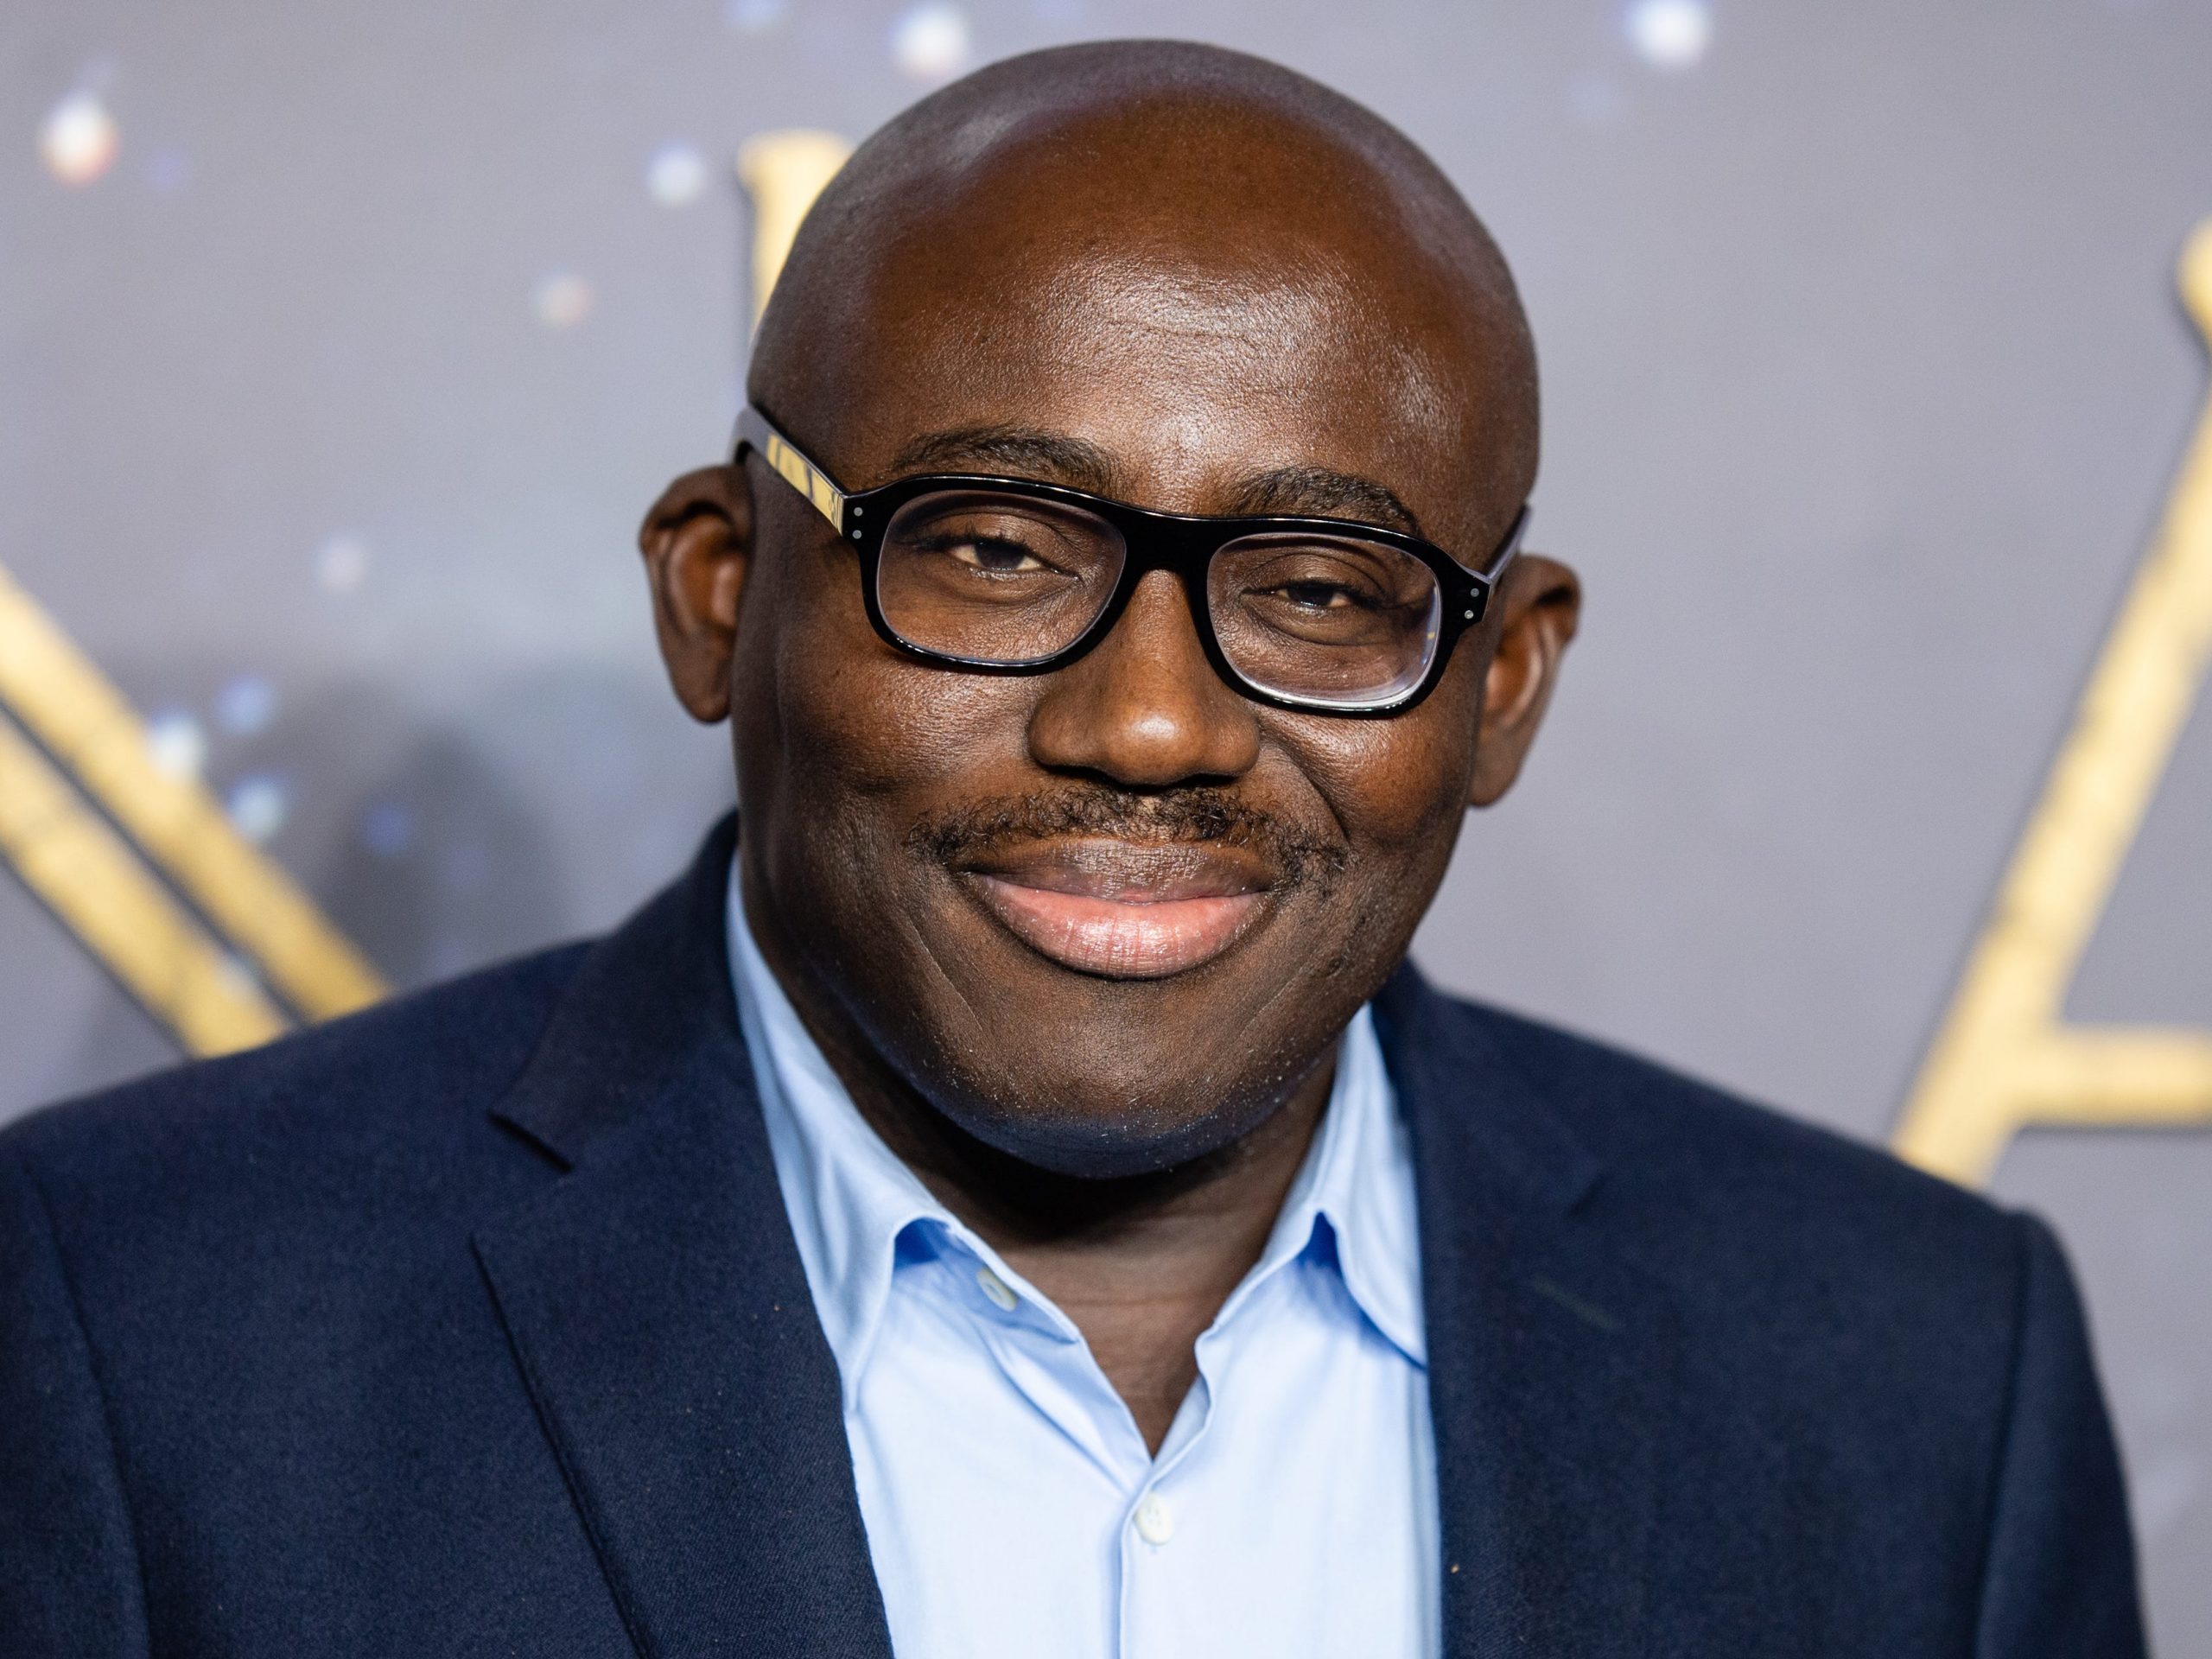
[789,112,1529,545]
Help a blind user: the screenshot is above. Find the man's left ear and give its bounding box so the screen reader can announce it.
[639,463,753,723]
[1467,553,1580,807]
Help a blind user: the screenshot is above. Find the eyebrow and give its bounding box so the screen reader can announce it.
[1225,467,1422,537]
[888,427,1120,495]
[886,427,1426,537]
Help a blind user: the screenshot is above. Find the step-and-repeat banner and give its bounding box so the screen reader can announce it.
[4,3,2208,1645]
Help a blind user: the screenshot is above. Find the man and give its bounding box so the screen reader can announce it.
[0,39,2143,1658]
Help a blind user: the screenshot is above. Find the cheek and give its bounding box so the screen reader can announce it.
[1281,650,1484,857]
[741,530,1033,810]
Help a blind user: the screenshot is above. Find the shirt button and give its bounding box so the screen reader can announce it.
[975,1264,1019,1312]
[1134,1492,1174,1546]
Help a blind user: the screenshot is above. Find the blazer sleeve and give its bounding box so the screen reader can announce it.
[0,1149,149,1657]
[1971,1212,2148,1659]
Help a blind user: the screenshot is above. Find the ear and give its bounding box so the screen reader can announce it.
[639,463,754,723]
[1468,552,1580,807]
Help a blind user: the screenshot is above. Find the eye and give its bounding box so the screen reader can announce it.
[940,535,1052,575]
[1273,579,1366,612]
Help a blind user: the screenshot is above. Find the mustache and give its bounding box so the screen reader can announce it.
[907,787,1348,884]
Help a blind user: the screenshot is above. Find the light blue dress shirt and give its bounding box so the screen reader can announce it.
[729,873,1440,1659]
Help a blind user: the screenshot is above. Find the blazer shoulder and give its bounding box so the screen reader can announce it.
[1462,992,1992,1201]
[1421,989,2031,1299]
[1413,988,2073,1488]
[1,941,592,1218]
[1396,995,2141,1650]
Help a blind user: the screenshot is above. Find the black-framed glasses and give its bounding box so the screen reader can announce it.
[732,404,1527,715]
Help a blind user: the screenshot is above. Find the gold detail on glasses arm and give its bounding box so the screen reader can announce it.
[765,432,846,531]
[737,408,846,534]
[1894,216,2212,1185]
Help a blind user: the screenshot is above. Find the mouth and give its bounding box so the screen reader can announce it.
[959,839,1274,979]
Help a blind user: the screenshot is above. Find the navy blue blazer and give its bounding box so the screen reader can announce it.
[1,818,2145,1656]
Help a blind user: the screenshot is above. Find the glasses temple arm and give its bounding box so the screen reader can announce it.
[731,404,849,533]
[1471,505,1529,589]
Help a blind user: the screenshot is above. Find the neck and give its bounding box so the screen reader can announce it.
[743,862,1335,1453]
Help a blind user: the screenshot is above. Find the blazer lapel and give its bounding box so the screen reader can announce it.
[474,818,893,1659]
[1378,968,1679,1659]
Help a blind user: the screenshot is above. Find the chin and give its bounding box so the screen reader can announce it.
[908,982,1333,1178]
[933,1083,1277,1179]
[807,859,1391,1177]
[880,886,1370,1166]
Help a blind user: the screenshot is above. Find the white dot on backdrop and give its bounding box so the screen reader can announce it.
[316,532,371,593]
[214,674,276,737]
[1625,0,1713,70]
[646,143,709,208]
[725,0,790,32]
[144,709,207,779]
[533,271,594,330]
[226,775,289,843]
[40,90,119,187]
[893,3,971,82]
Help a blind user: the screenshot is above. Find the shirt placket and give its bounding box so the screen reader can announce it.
[927,1240,1154,1481]
[1116,1262,1314,1658]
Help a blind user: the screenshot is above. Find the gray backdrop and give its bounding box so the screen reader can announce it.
[4,2,2208,1648]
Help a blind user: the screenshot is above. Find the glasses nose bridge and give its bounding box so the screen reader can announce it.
[1110,505,1221,578]
[1084,508,1227,662]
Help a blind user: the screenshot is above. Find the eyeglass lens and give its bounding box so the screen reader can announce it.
[875,490,1445,707]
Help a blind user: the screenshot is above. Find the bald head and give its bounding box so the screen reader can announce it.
[748,40,1537,528]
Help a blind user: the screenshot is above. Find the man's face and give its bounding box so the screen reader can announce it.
[652,117,1570,1176]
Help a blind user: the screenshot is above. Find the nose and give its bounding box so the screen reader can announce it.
[1026,570,1262,787]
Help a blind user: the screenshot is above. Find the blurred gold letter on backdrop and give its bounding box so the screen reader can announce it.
[1895,217,2212,1185]
[0,563,384,1053]
[736,130,855,327]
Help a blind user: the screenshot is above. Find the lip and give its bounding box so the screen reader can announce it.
[959,839,1274,979]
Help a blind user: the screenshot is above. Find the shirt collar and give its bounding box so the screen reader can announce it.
[1274,998,1427,1364]
[728,873,953,1404]
[728,861,1427,1401]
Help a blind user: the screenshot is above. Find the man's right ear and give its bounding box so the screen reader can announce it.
[639,463,754,723]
